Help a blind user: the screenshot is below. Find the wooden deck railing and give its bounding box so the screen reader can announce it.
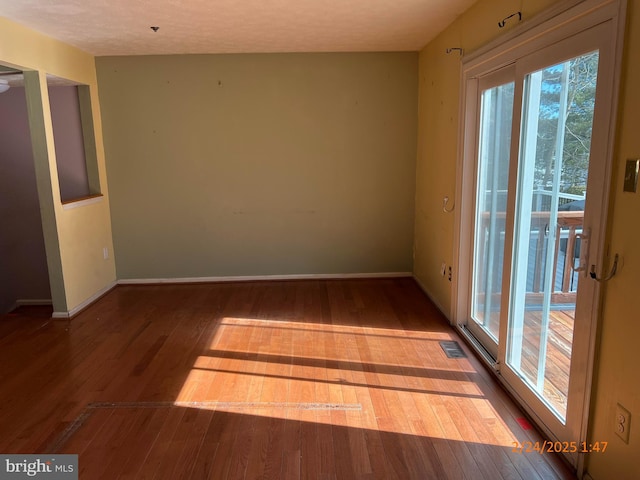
[554,211,584,294]
[478,210,584,301]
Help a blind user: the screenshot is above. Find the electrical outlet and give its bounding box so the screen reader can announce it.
[440,263,447,276]
[615,403,631,443]
[103,247,109,260]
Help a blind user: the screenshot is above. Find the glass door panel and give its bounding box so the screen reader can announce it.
[469,79,514,353]
[507,52,599,421]
[459,13,621,466]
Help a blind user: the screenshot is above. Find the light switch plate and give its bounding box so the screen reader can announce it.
[623,159,639,193]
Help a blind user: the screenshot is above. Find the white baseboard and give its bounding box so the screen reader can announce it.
[117,272,412,285]
[52,281,117,319]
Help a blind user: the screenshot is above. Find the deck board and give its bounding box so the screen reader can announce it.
[470,305,575,417]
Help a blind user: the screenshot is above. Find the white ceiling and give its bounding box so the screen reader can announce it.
[0,0,477,56]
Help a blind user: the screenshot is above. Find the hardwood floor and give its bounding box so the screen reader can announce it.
[0,279,575,479]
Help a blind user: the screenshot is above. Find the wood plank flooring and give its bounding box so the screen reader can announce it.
[0,279,576,479]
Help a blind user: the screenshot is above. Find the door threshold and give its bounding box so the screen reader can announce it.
[457,325,498,371]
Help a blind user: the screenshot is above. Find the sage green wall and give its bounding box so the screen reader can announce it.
[416,0,639,478]
[97,53,417,279]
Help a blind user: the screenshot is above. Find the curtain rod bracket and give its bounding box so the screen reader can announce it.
[498,12,522,28]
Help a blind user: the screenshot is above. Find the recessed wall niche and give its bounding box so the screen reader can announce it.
[47,76,100,203]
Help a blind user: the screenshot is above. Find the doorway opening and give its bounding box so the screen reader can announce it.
[0,66,51,315]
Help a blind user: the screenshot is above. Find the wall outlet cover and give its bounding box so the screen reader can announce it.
[615,403,631,444]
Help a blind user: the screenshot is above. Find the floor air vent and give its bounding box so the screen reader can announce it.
[439,340,467,358]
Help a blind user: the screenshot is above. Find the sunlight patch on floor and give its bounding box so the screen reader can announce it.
[170,315,521,448]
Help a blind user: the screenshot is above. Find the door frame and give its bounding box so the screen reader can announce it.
[463,64,516,360]
[451,0,627,471]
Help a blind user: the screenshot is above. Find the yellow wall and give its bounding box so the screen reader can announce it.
[415,0,639,478]
[3,2,637,475]
[590,0,640,477]
[414,0,557,314]
[0,17,116,313]
[97,53,417,279]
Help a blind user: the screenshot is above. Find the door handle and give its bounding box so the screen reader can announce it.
[571,228,590,274]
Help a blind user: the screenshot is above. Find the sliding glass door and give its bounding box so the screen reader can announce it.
[507,51,598,422]
[456,6,623,467]
[467,68,514,358]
